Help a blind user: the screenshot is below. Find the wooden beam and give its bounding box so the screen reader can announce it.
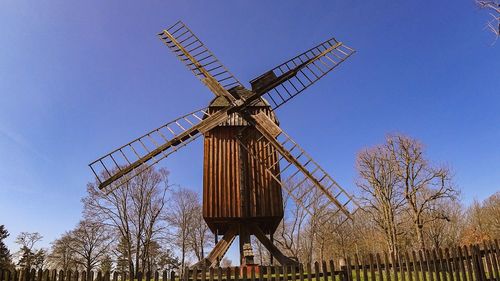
[202,224,238,267]
[251,223,298,266]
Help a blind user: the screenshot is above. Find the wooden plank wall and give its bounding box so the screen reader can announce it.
[202,106,283,234]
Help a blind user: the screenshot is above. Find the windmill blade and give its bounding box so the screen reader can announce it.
[242,112,360,220]
[89,107,233,190]
[249,37,355,110]
[158,21,243,102]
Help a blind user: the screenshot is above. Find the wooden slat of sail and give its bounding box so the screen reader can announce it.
[158,21,242,101]
[250,37,355,110]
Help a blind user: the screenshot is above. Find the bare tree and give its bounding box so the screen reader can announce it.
[356,145,406,256]
[462,192,500,243]
[167,187,199,270]
[187,203,212,262]
[48,232,79,271]
[476,0,500,41]
[274,181,309,261]
[83,166,170,276]
[424,198,464,249]
[15,232,44,270]
[68,220,113,275]
[387,135,457,250]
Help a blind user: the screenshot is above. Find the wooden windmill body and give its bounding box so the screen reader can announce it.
[203,91,283,235]
[90,21,360,267]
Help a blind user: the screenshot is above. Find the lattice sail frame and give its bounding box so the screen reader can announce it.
[158,21,243,101]
[89,107,212,190]
[251,38,355,110]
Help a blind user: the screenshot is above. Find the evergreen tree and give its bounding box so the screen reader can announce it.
[99,254,113,273]
[115,236,131,273]
[0,225,13,269]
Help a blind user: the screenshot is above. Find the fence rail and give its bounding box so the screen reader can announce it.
[1,240,499,281]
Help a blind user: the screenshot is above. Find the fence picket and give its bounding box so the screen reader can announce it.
[489,240,499,281]
[495,240,500,267]
[37,270,43,281]
[405,252,413,281]
[412,251,420,281]
[376,254,383,281]
[298,264,304,281]
[443,249,453,281]
[218,267,223,281]
[384,253,392,281]
[438,248,448,281]
[399,253,406,281]
[354,255,361,281]
[449,248,459,281]
[392,253,399,281]
[483,241,495,281]
[464,246,474,281]
[472,245,484,281]
[424,250,433,281]
[321,261,328,281]
[192,267,199,281]
[369,254,376,281]
[306,264,312,281]
[329,261,336,281]
[433,249,442,281]
[208,268,213,281]
[360,256,367,281]
[346,258,353,281]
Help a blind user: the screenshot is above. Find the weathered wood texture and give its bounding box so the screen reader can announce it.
[203,101,283,235]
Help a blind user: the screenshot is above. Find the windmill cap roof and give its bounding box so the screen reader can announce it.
[208,86,271,107]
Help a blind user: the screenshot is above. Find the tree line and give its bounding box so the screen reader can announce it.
[0,134,498,272]
[266,135,499,265]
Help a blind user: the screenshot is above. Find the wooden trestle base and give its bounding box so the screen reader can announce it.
[194,223,298,268]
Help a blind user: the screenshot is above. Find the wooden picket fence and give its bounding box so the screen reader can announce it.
[1,240,499,281]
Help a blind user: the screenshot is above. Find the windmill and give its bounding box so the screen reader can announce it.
[89,21,360,267]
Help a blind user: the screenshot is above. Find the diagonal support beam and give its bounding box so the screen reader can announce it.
[251,223,298,266]
[196,224,238,268]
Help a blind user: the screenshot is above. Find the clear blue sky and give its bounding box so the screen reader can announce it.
[0,1,498,260]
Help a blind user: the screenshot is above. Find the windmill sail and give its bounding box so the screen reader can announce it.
[250,38,355,110]
[159,21,243,101]
[89,107,232,190]
[242,112,360,222]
